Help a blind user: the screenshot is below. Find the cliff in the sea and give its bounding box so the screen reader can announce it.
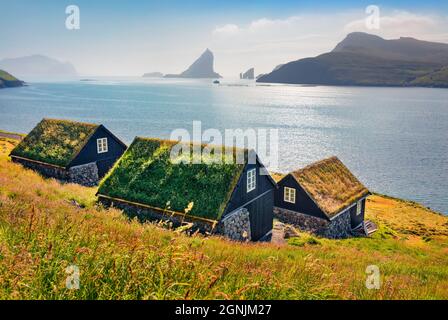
[240,68,254,80]
[0,70,24,88]
[257,32,448,88]
[165,49,221,79]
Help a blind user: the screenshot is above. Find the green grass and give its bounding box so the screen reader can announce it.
[98,137,245,220]
[10,118,98,167]
[0,70,19,82]
[1,137,448,299]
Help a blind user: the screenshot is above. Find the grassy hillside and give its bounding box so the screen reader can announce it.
[0,137,447,299]
[257,52,445,87]
[0,69,23,88]
[411,67,448,88]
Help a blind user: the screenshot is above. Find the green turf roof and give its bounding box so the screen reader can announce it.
[98,137,248,220]
[10,118,99,167]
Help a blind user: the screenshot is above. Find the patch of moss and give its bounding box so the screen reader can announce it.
[10,119,98,167]
[98,137,246,220]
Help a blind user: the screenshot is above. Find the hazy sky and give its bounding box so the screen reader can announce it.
[1,0,448,77]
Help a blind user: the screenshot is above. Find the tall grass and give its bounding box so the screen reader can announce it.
[0,138,447,299]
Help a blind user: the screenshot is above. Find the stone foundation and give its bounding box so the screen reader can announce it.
[11,156,69,180]
[274,207,352,239]
[98,197,215,234]
[216,208,251,241]
[99,197,253,241]
[11,157,100,187]
[68,163,99,187]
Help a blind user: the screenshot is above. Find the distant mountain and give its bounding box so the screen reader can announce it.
[0,55,78,79]
[240,68,254,80]
[142,72,164,78]
[0,70,24,89]
[257,32,448,88]
[165,49,221,78]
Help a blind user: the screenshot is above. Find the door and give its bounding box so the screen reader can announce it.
[245,191,274,241]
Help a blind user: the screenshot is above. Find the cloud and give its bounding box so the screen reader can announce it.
[210,10,448,77]
[344,11,446,39]
[213,24,240,36]
[248,16,301,32]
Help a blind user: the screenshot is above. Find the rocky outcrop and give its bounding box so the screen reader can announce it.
[165,49,221,79]
[240,68,254,80]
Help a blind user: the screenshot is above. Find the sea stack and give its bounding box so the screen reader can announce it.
[240,68,254,80]
[165,49,222,78]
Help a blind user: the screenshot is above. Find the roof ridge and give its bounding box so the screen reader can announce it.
[42,118,99,128]
[292,156,339,176]
[135,136,250,153]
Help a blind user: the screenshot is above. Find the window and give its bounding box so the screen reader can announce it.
[97,137,108,153]
[284,187,296,204]
[356,200,362,215]
[247,168,256,193]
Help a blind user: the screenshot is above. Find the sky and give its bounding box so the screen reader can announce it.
[1,0,448,77]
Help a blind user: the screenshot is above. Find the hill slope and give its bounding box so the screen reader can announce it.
[0,70,24,88]
[257,32,448,87]
[0,136,447,299]
[0,55,77,79]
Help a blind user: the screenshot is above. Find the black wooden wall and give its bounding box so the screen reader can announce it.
[349,198,366,229]
[274,174,328,220]
[223,160,276,241]
[68,125,126,177]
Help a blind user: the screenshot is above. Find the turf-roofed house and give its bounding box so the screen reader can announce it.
[273,156,373,238]
[10,119,127,186]
[97,137,277,241]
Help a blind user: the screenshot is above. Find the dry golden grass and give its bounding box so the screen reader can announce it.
[0,137,447,299]
[292,156,369,217]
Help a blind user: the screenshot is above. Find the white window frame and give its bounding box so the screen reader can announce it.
[284,187,296,204]
[97,137,108,154]
[356,200,362,215]
[247,168,256,193]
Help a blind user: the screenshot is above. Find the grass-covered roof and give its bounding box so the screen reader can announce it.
[291,156,369,218]
[98,137,248,221]
[10,118,99,167]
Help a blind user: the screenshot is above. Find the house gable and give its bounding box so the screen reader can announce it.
[68,125,127,168]
[223,158,276,216]
[275,174,328,220]
[291,156,369,218]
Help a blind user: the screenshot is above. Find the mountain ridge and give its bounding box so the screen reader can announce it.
[0,55,78,79]
[257,32,448,88]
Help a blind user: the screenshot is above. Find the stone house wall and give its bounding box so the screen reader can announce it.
[98,197,215,234]
[68,163,99,187]
[99,197,252,241]
[216,208,251,241]
[11,157,100,187]
[274,207,352,239]
[11,156,69,180]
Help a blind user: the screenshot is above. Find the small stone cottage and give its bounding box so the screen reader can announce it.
[10,118,127,186]
[273,156,371,238]
[97,137,277,241]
